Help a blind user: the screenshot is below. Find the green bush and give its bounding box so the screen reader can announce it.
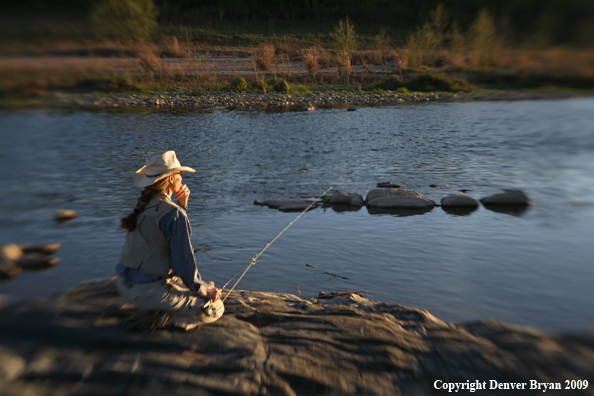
[89,0,157,42]
[405,73,475,92]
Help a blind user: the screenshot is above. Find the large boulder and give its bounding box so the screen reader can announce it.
[441,194,479,208]
[367,196,435,209]
[480,189,534,205]
[328,191,364,207]
[365,188,421,203]
[0,277,592,396]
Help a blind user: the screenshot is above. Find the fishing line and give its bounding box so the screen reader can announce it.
[220,186,333,302]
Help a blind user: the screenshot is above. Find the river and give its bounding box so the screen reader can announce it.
[1,98,593,333]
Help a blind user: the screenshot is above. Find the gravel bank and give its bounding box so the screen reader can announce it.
[6,89,587,110]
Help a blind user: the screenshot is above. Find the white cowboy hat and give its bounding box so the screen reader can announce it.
[133,150,196,188]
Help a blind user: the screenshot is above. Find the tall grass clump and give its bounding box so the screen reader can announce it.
[253,43,275,71]
[407,4,448,68]
[89,0,157,42]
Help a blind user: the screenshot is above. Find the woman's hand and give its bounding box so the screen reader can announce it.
[203,288,221,302]
[175,183,190,208]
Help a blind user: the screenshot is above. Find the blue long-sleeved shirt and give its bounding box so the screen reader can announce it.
[116,206,206,297]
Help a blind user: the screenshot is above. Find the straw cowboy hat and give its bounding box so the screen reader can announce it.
[133,150,196,188]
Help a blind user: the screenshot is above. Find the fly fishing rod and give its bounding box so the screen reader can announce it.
[220,186,333,302]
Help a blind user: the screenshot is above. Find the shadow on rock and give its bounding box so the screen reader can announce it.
[367,206,433,217]
[483,204,531,216]
[329,205,362,213]
[442,206,478,217]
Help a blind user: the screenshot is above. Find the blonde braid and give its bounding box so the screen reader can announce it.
[121,178,170,231]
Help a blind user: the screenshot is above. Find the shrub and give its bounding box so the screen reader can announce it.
[138,48,159,72]
[406,4,449,68]
[352,50,383,65]
[333,17,357,78]
[161,36,190,58]
[405,73,475,92]
[253,43,275,71]
[230,76,248,92]
[275,42,302,59]
[468,9,500,66]
[89,0,157,42]
[319,50,331,69]
[301,47,320,75]
[334,17,358,57]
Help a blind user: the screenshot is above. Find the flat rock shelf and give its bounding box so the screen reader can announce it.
[0,277,592,396]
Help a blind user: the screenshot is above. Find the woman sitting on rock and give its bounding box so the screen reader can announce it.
[115,150,223,330]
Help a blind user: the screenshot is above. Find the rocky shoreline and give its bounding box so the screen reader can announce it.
[0,277,592,395]
[3,89,589,110]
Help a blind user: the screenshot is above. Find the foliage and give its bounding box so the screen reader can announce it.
[89,0,157,42]
[333,17,358,57]
[468,9,500,66]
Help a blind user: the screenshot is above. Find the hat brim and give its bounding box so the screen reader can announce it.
[133,166,196,188]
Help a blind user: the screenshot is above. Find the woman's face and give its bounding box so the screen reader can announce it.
[170,172,183,194]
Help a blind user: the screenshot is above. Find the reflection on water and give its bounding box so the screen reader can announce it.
[1,99,594,332]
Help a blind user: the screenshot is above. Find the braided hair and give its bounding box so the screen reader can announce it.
[121,177,170,232]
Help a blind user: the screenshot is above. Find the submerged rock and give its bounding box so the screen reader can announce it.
[441,194,479,207]
[480,189,534,205]
[328,191,364,206]
[15,254,61,270]
[365,188,421,203]
[376,182,403,189]
[367,196,436,209]
[0,277,591,395]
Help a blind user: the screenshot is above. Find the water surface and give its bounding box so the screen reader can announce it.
[1,99,593,333]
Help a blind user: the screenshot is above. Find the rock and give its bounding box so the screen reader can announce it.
[365,188,421,203]
[253,200,264,206]
[480,189,534,205]
[347,107,357,111]
[0,277,592,395]
[20,243,61,255]
[367,196,435,209]
[274,80,290,93]
[441,194,479,208]
[278,202,316,212]
[262,199,316,212]
[376,182,403,188]
[328,191,364,206]
[429,184,440,188]
[0,244,23,261]
[55,209,78,222]
[0,346,26,385]
[15,253,61,270]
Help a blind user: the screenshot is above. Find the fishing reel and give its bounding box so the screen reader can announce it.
[203,300,216,317]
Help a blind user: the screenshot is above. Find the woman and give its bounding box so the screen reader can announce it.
[115,150,223,331]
